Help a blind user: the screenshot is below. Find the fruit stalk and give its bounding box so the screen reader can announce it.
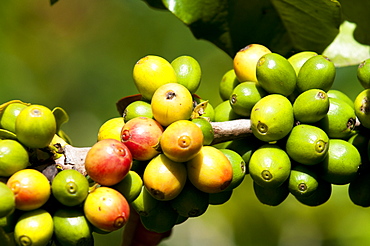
[210,119,252,144]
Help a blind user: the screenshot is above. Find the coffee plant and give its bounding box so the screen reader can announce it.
[1,1,370,246]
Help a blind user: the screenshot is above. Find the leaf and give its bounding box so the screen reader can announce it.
[0,100,30,117]
[0,129,17,140]
[143,0,342,57]
[270,0,341,53]
[52,107,69,133]
[50,0,59,5]
[323,21,370,67]
[339,0,370,46]
[141,0,167,9]
[191,100,209,119]
[116,94,143,116]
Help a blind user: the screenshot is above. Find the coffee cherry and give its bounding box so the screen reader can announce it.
[354,89,370,128]
[219,69,239,101]
[121,117,163,161]
[233,44,271,82]
[15,105,57,149]
[83,186,130,232]
[251,94,294,142]
[143,154,187,201]
[151,83,193,127]
[357,58,370,89]
[0,182,15,218]
[285,124,329,165]
[171,55,202,94]
[187,146,233,193]
[249,144,291,189]
[287,51,318,75]
[160,120,203,162]
[85,139,132,186]
[133,55,177,101]
[319,139,361,185]
[53,208,93,246]
[7,169,50,211]
[51,169,90,207]
[297,55,336,92]
[0,139,29,177]
[293,89,330,123]
[97,117,125,141]
[112,170,143,203]
[253,180,290,206]
[256,52,297,96]
[170,181,209,217]
[229,82,267,117]
[0,102,28,133]
[14,209,53,246]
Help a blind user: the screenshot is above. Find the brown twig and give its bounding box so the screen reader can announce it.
[53,119,253,174]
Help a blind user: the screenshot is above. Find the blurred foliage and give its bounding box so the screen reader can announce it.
[0,1,369,246]
[141,0,370,66]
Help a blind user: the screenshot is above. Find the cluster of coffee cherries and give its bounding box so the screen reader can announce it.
[214,44,370,207]
[0,101,132,246]
[107,54,247,239]
[2,44,370,246]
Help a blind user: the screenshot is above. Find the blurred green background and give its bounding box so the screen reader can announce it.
[1,1,368,246]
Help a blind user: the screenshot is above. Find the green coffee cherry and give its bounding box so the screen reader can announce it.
[251,94,294,142]
[0,139,29,177]
[15,105,57,149]
[51,169,90,207]
[191,117,214,145]
[327,89,354,109]
[319,139,361,185]
[288,51,318,75]
[256,53,297,96]
[123,100,153,122]
[297,55,336,92]
[293,89,329,123]
[317,97,356,139]
[53,208,93,246]
[0,182,15,218]
[214,100,241,122]
[0,102,28,133]
[170,182,209,217]
[219,69,240,101]
[354,89,370,129]
[131,186,159,217]
[229,82,267,117]
[208,190,233,205]
[357,58,370,89]
[285,124,329,165]
[293,179,332,206]
[348,170,370,207]
[171,55,202,94]
[288,165,319,198]
[140,201,178,233]
[219,149,246,190]
[249,144,291,188]
[253,181,289,206]
[112,170,143,203]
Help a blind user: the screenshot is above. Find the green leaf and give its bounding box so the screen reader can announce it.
[339,0,370,46]
[142,0,167,9]
[0,129,17,140]
[270,0,341,53]
[50,0,59,5]
[143,0,342,57]
[323,21,370,67]
[52,107,69,133]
